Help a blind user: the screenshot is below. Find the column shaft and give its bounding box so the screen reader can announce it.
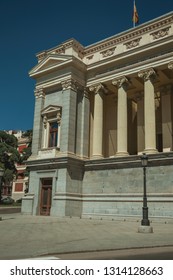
[138,69,158,154]
[112,77,129,156]
[89,84,104,158]
[161,85,173,151]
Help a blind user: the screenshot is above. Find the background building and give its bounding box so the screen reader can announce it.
[1,130,31,201]
[22,12,173,218]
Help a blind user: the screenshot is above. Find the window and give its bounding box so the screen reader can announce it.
[41,105,62,149]
[15,183,23,192]
[49,122,58,147]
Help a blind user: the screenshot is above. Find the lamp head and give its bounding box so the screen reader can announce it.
[141,153,148,167]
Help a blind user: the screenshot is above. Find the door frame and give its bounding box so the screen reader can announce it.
[40,178,52,216]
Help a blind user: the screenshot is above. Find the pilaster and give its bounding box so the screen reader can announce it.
[60,78,78,155]
[76,87,90,158]
[32,88,45,156]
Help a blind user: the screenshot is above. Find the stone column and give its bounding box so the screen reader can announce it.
[161,85,173,152]
[89,83,105,159]
[112,77,129,157]
[32,88,45,156]
[136,93,145,154]
[138,68,158,154]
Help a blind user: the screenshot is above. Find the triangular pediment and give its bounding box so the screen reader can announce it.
[29,54,72,76]
[41,105,61,116]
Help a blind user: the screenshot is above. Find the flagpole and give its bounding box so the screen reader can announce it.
[133,0,135,28]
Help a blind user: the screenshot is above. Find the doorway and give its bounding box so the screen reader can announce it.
[40,178,52,216]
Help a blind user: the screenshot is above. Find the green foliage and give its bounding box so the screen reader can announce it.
[0,131,21,184]
[0,131,18,148]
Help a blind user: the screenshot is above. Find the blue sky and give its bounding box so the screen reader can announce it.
[0,0,172,131]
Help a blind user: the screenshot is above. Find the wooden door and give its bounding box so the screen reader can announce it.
[40,179,52,216]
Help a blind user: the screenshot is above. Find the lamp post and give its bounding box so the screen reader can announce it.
[138,153,153,233]
[0,168,4,221]
[0,168,4,204]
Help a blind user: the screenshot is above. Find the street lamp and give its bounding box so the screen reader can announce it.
[138,153,153,233]
[0,168,4,204]
[0,168,4,221]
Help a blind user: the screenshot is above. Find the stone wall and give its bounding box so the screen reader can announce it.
[82,154,173,218]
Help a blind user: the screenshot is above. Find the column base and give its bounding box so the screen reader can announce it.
[143,148,158,154]
[115,152,129,157]
[91,155,104,159]
[138,225,153,233]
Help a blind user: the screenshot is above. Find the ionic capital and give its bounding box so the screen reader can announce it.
[112,76,129,90]
[138,68,157,81]
[168,61,173,70]
[83,87,90,99]
[34,88,45,99]
[89,83,107,94]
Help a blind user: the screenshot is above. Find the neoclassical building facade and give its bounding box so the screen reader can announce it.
[22,12,173,218]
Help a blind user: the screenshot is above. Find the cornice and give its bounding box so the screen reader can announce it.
[84,13,173,56]
[36,39,85,61]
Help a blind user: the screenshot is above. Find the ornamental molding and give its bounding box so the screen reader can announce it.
[34,88,45,99]
[37,39,84,61]
[124,38,141,49]
[84,15,173,56]
[61,78,81,92]
[112,76,130,89]
[35,15,173,62]
[138,68,157,81]
[89,83,107,94]
[83,88,90,99]
[100,47,116,58]
[168,61,173,70]
[41,105,62,125]
[151,27,170,40]
[43,116,47,128]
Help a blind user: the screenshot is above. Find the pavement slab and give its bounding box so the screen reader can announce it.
[0,213,173,259]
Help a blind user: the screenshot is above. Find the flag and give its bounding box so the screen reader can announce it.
[133,1,139,25]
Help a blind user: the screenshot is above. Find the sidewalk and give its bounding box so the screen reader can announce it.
[0,213,173,259]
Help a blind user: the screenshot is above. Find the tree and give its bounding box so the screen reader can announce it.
[0,131,21,186]
[20,130,32,161]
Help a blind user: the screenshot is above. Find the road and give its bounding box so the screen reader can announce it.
[54,246,173,260]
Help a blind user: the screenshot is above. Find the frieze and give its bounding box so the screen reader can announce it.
[124,38,141,49]
[151,27,170,40]
[84,14,173,56]
[100,47,116,58]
